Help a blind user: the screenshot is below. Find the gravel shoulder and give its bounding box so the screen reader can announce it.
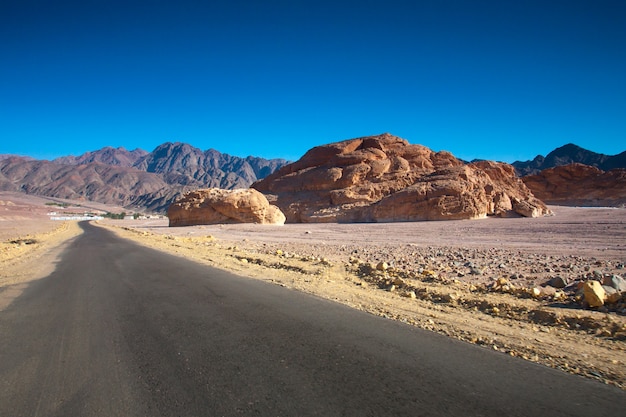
[100,206,626,389]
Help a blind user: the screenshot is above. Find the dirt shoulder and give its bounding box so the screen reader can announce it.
[0,221,83,311]
[0,190,106,295]
[100,206,626,389]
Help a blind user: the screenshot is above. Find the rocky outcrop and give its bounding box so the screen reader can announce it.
[167,188,286,226]
[252,133,551,223]
[522,163,626,207]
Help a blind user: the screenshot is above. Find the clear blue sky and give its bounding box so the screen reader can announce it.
[1,0,625,162]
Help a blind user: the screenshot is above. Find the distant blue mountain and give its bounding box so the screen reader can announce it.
[512,143,626,176]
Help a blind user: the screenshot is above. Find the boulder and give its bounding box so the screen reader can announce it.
[538,285,557,297]
[253,133,551,223]
[602,286,622,304]
[602,274,626,292]
[582,280,606,307]
[167,188,286,226]
[547,276,568,289]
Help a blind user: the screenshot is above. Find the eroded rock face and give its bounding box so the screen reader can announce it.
[167,188,286,226]
[252,133,551,223]
[522,163,626,207]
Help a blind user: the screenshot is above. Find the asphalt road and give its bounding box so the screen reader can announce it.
[0,222,624,416]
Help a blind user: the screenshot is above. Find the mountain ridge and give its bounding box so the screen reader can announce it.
[512,143,626,176]
[54,146,148,167]
[0,156,178,212]
[1,142,290,212]
[2,139,625,213]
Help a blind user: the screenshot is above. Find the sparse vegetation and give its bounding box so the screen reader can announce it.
[45,202,70,208]
[103,212,126,220]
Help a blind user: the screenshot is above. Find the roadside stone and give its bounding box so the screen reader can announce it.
[603,274,626,292]
[602,286,621,304]
[376,261,389,271]
[489,277,511,292]
[547,276,568,289]
[442,292,459,303]
[540,286,557,297]
[401,290,416,299]
[393,277,405,286]
[496,277,509,286]
[583,280,606,308]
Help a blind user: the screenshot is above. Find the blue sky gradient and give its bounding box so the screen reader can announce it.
[1,0,625,162]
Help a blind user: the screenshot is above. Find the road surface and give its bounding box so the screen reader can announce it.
[1,222,624,416]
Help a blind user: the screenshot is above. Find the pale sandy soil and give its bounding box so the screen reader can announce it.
[0,193,60,240]
[0,191,125,241]
[0,221,82,311]
[1,191,625,389]
[117,205,626,259]
[0,192,87,310]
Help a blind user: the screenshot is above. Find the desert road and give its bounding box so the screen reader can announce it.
[1,223,624,416]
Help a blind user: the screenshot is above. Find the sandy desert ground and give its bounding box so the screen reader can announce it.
[1,190,625,389]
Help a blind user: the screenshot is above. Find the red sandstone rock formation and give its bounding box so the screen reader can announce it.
[252,133,551,223]
[167,188,286,226]
[522,163,626,207]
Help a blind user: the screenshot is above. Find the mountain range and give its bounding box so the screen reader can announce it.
[0,143,289,212]
[512,143,626,176]
[0,139,624,213]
